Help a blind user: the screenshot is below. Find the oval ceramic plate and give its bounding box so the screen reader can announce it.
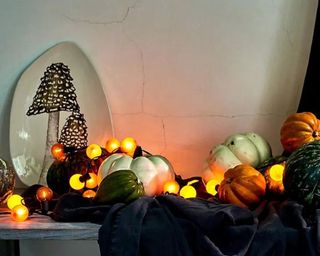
[10,42,113,186]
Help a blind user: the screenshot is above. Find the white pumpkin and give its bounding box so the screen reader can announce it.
[97,153,175,196]
[203,132,272,183]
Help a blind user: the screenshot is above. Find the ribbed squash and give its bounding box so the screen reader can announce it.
[280,112,320,153]
[203,132,272,183]
[283,140,320,208]
[218,164,266,208]
[95,170,144,204]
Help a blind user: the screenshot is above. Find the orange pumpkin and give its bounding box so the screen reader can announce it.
[218,164,266,208]
[280,112,320,153]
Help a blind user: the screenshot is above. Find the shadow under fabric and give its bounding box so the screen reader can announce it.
[298,1,320,115]
[51,193,319,256]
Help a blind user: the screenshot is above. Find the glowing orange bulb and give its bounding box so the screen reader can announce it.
[51,143,65,159]
[11,205,29,222]
[86,144,102,159]
[69,174,85,190]
[82,190,96,198]
[36,187,53,202]
[85,173,98,189]
[105,138,121,153]
[269,164,284,182]
[7,194,24,210]
[205,179,220,196]
[120,137,137,156]
[163,180,180,194]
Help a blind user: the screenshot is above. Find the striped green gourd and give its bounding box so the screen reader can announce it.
[94,169,144,204]
[283,140,320,208]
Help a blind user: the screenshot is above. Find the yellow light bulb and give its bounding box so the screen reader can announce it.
[120,137,137,156]
[206,179,220,196]
[7,194,24,210]
[179,185,197,199]
[69,174,85,190]
[86,144,102,159]
[163,180,180,194]
[269,164,284,182]
[105,138,121,153]
[85,173,98,189]
[11,204,29,222]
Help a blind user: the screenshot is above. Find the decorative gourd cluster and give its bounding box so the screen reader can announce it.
[4,111,320,222]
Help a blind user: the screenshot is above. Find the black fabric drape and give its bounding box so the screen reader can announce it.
[298,3,320,115]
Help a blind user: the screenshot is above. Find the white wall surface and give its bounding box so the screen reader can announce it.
[0,0,318,255]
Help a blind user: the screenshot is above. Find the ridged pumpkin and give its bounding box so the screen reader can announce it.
[97,153,175,196]
[283,140,320,208]
[280,112,320,153]
[203,132,272,183]
[218,164,266,208]
[95,170,144,204]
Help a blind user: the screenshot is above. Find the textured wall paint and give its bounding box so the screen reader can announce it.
[0,0,317,255]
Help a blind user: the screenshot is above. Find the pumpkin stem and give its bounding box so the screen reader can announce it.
[312,131,319,138]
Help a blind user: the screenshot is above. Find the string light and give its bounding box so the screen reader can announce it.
[7,194,24,210]
[179,180,198,199]
[105,138,121,153]
[205,179,220,196]
[51,143,65,159]
[69,174,85,190]
[11,204,29,222]
[85,173,98,189]
[120,137,137,156]
[36,187,53,202]
[86,144,102,159]
[163,180,180,194]
[82,190,96,198]
[269,164,284,182]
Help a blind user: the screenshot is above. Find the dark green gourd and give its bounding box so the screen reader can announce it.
[283,140,320,208]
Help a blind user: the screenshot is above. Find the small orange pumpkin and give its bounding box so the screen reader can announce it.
[280,112,320,153]
[218,164,266,208]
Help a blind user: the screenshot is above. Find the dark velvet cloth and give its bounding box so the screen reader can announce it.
[51,193,319,256]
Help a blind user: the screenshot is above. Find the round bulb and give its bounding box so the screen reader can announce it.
[36,187,53,202]
[269,164,284,182]
[120,137,137,156]
[69,174,85,190]
[179,185,197,199]
[206,179,220,196]
[86,144,102,159]
[7,194,24,210]
[163,180,180,194]
[105,138,121,153]
[51,143,65,159]
[11,204,29,222]
[83,190,96,198]
[85,173,98,189]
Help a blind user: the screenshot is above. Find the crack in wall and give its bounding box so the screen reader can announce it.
[62,1,138,26]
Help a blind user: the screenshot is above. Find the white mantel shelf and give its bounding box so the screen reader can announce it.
[0,208,100,240]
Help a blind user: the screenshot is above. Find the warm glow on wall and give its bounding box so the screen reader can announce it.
[105,138,121,153]
[120,137,137,156]
[69,174,85,190]
[163,180,180,194]
[86,144,102,159]
[205,179,220,196]
[7,194,24,210]
[11,204,29,222]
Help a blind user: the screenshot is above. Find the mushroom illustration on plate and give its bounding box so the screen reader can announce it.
[26,63,80,184]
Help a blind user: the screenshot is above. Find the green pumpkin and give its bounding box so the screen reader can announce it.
[95,169,144,204]
[283,140,320,208]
